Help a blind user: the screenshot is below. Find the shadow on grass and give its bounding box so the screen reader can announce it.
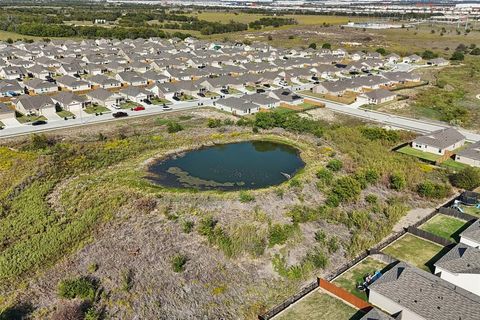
[451,219,475,242]
[0,302,34,320]
[425,243,455,273]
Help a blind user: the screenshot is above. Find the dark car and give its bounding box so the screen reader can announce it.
[31,120,47,126]
[197,92,205,97]
[143,99,152,105]
[256,88,265,93]
[220,89,228,94]
[112,111,128,118]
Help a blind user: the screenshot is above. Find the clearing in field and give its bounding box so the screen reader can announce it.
[419,214,467,242]
[382,234,444,272]
[333,257,388,301]
[274,289,364,320]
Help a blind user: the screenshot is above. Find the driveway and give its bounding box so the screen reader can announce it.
[1,117,22,128]
[42,108,62,121]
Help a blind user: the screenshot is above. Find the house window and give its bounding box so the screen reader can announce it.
[438,149,442,153]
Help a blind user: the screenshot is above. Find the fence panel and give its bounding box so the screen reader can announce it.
[438,207,477,222]
[318,278,372,310]
[407,226,453,246]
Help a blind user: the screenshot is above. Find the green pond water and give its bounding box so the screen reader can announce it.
[147,141,305,191]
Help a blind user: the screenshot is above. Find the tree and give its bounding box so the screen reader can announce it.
[322,43,331,49]
[389,172,406,191]
[308,42,317,50]
[376,47,387,55]
[331,176,362,203]
[450,51,464,61]
[267,34,273,41]
[450,167,480,190]
[470,48,480,55]
[421,50,437,59]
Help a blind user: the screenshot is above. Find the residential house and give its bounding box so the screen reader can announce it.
[403,54,422,64]
[116,71,147,87]
[245,93,280,110]
[427,58,449,66]
[459,220,480,248]
[269,89,303,105]
[0,66,27,80]
[455,141,480,168]
[27,64,53,80]
[88,75,122,89]
[0,79,24,97]
[385,53,401,64]
[368,262,480,320]
[434,242,480,296]
[56,75,91,92]
[13,94,55,115]
[86,88,125,108]
[0,102,13,121]
[52,91,89,113]
[412,128,466,155]
[24,78,58,94]
[119,87,154,103]
[215,97,259,115]
[363,89,396,105]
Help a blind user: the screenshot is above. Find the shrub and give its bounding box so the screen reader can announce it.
[288,206,317,223]
[308,42,317,49]
[363,168,380,184]
[450,51,464,61]
[120,269,134,292]
[327,236,340,253]
[57,277,97,301]
[304,247,329,269]
[331,176,362,203]
[325,193,340,207]
[87,263,98,273]
[171,253,188,272]
[316,168,333,185]
[84,308,101,320]
[182,219,194,233]
[268,223,297,247]
[167,121,183,133]
[389,172,406,190]
[207,118,222,128]
[322,43,331,49]
[326,159,343,172]
[314,230,326,244]
[51,300,85,320]
[365,194,378,204]
[450,167,480,190]
[360,127,400,143]
[417,181,451,199]
[197,216,217,237]
[289,178,301,188]
[239,191,255,203]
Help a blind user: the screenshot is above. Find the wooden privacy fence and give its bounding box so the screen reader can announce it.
[318,278,372,311]
[407,226,454,247]
[438,207,477,222]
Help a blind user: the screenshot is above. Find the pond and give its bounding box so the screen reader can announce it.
[146,141,305,191]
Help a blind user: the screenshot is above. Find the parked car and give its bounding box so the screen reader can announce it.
[197,92,205,97]
[31,120,47,126]
[220,89,228,94]
[256,88,265,93]
[143,99,152,105]
[112,104,121,109]
[112,111,128,118]
[131,106,145,111]
[162,105,172,111]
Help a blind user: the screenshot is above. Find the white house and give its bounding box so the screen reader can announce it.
[87,88,125,108]
[363,88,396,105]
[119,87,153,103]
[434,243,480,297]
[56,75,91,92]
[459,220,480,248]
[24,78,58,94]
[368,262,480,320]
[215,97,259,116]
[412,128,466,155]
[455,141,480,168]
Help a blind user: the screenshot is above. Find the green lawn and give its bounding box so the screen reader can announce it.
[56,110,75,118]
[275,289,364,320]
[227,88,242,95]
[15,114,47,124]
[151,97,172,105]
[441,159,469,171]
[245,85,256,92]
[396,146,441,162]
[460,205,480,218]
[120,101,138,109]
[419,214,467,242]
[333,257,387,301]
[205,91,220,98]
[0,121,4,128]
[382,234,444,272]
[84,104,110,114]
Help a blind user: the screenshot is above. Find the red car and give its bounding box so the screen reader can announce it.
[131,105,145,111]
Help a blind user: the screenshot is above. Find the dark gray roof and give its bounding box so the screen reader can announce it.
[368,262,480,320]
[245,93,279,106]
[52,91,87,105]
[456,141,480,162]
[88,74,121,86]
[365,88,396,100]
[25,78,57,90]
[360,308,396,320]
[14,95,54,111]
[434,242,480,274]
[86,88,115,101]
[460,220,480,245]
[0,102,12,115]
[413,128,466,149]
[217,97,258,112]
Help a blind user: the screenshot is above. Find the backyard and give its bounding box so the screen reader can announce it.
[333,257,387,301]
[275,289,364,320]
[396,145,441,163]
[419,214,467,242]
[382,234,445,272]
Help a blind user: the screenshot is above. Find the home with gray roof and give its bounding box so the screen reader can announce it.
[13,94,55,116]
[52,91,89,113]
[412,128,466,155]
[115,71,147,87]
[56,75,91,92]
[24,78,58,94]
[0,102,13,121]
[359,308,397,320]
[0,66,27,80]
[368,261,480,320]
[119,87,153,103]
[459,219,480,248]
[434,242,480,296]
[269,89,303,105]
[88,74,122,89]
[0,79,23,97]
[363,88,396,105]
[215,96,259,116]
[86,88,124,108]
[455,141,480,168]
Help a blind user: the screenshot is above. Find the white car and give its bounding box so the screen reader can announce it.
[112,104,121,109]
[162,106,172,111]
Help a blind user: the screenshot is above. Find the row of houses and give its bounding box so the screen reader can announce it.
[367,216,480,320]
[412,128,480,167]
